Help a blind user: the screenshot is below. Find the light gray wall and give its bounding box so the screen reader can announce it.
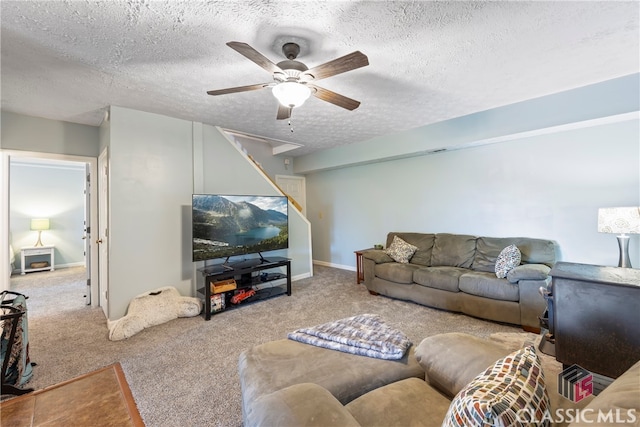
[295,73,639,174]
[106,107,312,319]
[107,106,195,319]
[306,118,640,269]
[9,161,86,270]
[300,74,640,270]
[227,134,295,179]
[198,125,312,279]
[1,111,99,157]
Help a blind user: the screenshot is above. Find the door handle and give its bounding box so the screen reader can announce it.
[96,239,103,244]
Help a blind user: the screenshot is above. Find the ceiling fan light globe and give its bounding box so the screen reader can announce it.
[272,82,311,108]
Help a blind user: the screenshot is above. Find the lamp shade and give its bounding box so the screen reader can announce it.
[597,207,640,234]
[272,82,311,108]
[30,218,50,231]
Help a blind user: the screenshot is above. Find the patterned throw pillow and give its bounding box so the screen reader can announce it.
[495,244,521,278]
[441,345,550,427]
[384,236,418,264]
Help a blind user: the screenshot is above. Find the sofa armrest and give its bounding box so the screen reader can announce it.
[518,276,551,329]
[506,263,551,283]
[362,249,393,264]
[507,264,551,328]
[567,360,640,427]
[247,383,361,427]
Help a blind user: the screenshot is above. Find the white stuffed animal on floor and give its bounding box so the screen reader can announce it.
[107,286,202,341]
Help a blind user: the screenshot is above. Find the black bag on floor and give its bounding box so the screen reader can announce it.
[1,291,34,394]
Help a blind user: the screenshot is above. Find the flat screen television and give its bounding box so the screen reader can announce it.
[192,194,289,262]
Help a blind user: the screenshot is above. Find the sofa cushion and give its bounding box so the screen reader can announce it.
[495,244,521,278]
[384,235,418,263]
[472,236,556,272]
[415,333,511,398]
[249,383,361,427]
[346,377,451,427]
[413,267,466,292]
[386,233,435,266]
[442,345,551,427]
[459,272,519,301]
[431,234,476,268]
[375,263,420,284]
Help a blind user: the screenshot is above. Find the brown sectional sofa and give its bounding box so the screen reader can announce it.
[240,333,640,426]
[362,232,557,329]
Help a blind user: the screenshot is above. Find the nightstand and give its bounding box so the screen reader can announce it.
[20,245,55,274]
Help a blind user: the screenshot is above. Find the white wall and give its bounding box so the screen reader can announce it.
[9,160,85,270]
[306,118,640,269]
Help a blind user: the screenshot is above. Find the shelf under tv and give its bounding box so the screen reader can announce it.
[197,256,291,320]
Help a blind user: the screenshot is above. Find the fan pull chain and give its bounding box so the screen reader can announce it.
[288,119,294,133]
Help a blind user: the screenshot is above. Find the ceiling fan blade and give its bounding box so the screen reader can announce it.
[308,84,361,111]
[207,83,269,96]
[227,41,283,74]
[276,104,292,120]
[302,51,369,81]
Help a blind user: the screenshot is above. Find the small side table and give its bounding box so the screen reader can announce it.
[21,245,55,274]
[354,248,374,284]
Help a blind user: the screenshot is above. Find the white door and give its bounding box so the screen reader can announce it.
[98,148,109,317]
[276,175,306,216]
[84,164,91,305]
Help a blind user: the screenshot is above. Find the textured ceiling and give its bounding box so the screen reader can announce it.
[1,1,638,156]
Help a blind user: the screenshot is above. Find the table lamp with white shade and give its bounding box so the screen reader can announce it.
[597,207,640,268]
[30,218,50,247]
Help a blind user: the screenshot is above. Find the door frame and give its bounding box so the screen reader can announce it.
[0,150,99,307]
[275,174,306,216]
[97,148,109,318]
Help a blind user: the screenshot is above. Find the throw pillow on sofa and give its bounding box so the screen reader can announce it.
[495,244,521,278]
[384,236,418,264]
[441,345,550,427]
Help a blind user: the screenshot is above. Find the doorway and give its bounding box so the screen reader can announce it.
[1,150,99,308]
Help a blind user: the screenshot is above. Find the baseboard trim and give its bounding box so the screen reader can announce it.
[292,272,312,281]
[313,260,355,271]
[56,262,86,269]
[11,263,85,276]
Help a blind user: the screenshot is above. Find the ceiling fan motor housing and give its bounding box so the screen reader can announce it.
[282,42,301,60]
[275,60,309,82]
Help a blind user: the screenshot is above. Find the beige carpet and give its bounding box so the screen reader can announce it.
[9,265,548,426]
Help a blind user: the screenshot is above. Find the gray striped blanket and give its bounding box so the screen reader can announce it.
[287,314,412,360]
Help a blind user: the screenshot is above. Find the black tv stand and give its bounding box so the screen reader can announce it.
[256,252,277,263]
[197,256,291,320]
[221,257,234,271]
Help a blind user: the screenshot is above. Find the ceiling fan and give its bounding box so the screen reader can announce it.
[207,41,369,120]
